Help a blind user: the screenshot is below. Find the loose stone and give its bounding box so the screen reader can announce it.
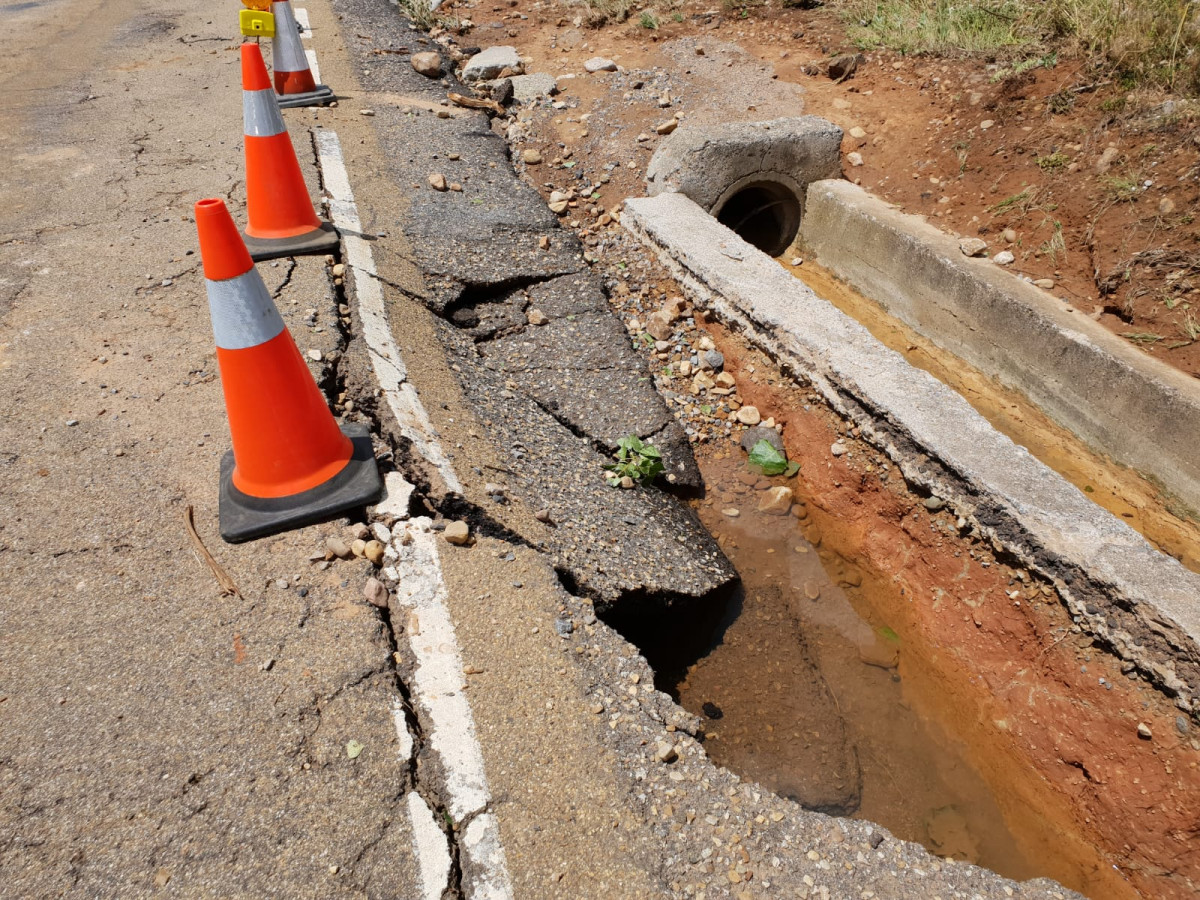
[364,540,385,566]
[411,51,442,77]
[522,148,543,165]
[363,577,389,608]
[428,173,448,192]
[959,238,988,257]
[993,250,1015,265]
[326,537,352,559]
[736,406,761,426]
[584,57,618,73]
[757,486,794,515]
[444,521,471,545]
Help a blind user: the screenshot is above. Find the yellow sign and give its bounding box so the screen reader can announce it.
[239,8,275,37]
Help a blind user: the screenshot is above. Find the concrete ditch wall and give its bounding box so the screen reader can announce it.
[800,178,1200,515]
[624,191,1200,714]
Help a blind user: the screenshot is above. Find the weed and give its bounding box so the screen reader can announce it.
[1122,331,1165,344]
[1100,95,1127,113]
[639,10,659,28]
[1036,151,1069,170]
[1103,175,1141,202]
[989,187,1036,215]
[396,0,435,30]
[672,10,684,20]
[604,435,665,486]
[564,0,634,27]
[1047,89,1075,114]
[953,139,971,175]
[1039,218,1066,262]
[1181,311,1200,342]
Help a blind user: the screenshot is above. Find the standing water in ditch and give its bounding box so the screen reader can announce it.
[626,450,1042,883]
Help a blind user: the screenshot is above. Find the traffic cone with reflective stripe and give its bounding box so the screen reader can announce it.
[240,42,338,261]
[271,1,333,108]
[195,197,381,543]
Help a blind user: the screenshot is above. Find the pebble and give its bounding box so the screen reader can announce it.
[351,538,367,557]
[463,46,522,82]
[1137,723,1153,740]
[735,406,761,426]
[704,349,724,370]
[849,126,867,139]
[1177,715,1189,735]
[1159,197,1176,215]
[721,508,741,518]
[66,419,79,426]
[757,486,794,515]
[804,582,821,600]
[980,119,994,130]
[924,496,946,512]
[993,250,1015,265]
[349,523,371,541]
[1003,228,1017,243]
[364,540,385,566]
[444,521,471,545]
[273,578,289,590]
[790,257,803,266]
[331,263,346,278]
[959,238,988,257]
[326,537,352,559]
[655,118,678,135]
[428,173,448,192]
[1096,145,1120,173]
[534,509,552,523]
[359,109,375,117]
[584,57,618,73]
[411,51,443,77]
[654,741,678,763]
[307,349,322,361]
[526,307,548,326]
[522,148,543,165]
[846,151,863,167]
[1033,278,1055,290]
[830,441,847,457]
[363,577,389,608]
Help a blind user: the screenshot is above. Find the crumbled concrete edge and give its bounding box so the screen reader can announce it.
[646,115,843,215]
[800,178,1200,516]
[623,191,1200,717]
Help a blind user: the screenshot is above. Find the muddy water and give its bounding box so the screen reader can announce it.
[675,454,1040,881]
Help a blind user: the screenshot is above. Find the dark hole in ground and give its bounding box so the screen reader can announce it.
[715,182,802,257]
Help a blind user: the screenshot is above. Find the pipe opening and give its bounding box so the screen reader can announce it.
[715,181,802,257]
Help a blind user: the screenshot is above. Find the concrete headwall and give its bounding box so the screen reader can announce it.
[800,179,1200,514]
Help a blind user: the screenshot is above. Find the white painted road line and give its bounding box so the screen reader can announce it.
[314,128,465,495]
[293,6,312,36]
[305,49,321,84]
[311,126,510,899]
[386,522,514,900]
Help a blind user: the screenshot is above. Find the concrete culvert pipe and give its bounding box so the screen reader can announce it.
[645,116,843,257]
[713,180,803,257]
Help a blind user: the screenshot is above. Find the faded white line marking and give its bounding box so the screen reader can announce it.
[384,520,513,899]
[314,129,464,495]
[305,48,321,84]
[293,6,312,35]
[407,791,452,899]
[313,129,509,899]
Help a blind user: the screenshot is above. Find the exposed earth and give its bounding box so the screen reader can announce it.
[423,0,1200,379]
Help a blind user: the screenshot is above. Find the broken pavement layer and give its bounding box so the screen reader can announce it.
[333,2,729,606]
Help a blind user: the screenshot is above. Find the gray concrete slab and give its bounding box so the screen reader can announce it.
[625,191,1200,713]
[801,178,1200,516]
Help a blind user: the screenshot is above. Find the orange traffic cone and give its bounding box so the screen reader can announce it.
[271,1,334,108]
[195,197,380,542]
[240,42,338,261]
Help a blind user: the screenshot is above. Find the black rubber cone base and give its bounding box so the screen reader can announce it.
[276,84,335,109]
[243,221,339,262]
[219,423,382,543]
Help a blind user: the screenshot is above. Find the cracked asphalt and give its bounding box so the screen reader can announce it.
[1,0,1087,898]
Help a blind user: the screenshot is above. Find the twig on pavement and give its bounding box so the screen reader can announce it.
[184,504,243,599]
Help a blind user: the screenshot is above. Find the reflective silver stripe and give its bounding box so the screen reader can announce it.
[206,268,287,351]
[243,88,285,138]
[272,2,309,73]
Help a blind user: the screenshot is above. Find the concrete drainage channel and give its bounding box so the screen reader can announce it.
[620,117,1200,899]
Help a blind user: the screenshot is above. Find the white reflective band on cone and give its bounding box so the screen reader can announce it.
[205,269,287,351]
[272,1,309,73]
[243,88,286,138]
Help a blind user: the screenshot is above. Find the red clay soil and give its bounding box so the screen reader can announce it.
[707,321,1200,900]
[454,1,1200,378]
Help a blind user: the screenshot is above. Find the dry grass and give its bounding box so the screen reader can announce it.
[837,0,1200,95]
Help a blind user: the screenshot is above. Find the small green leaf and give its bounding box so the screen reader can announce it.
[748,440,789,476]
[563,161,576,168]
[877,626,900,644]
[346,740,364,760]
